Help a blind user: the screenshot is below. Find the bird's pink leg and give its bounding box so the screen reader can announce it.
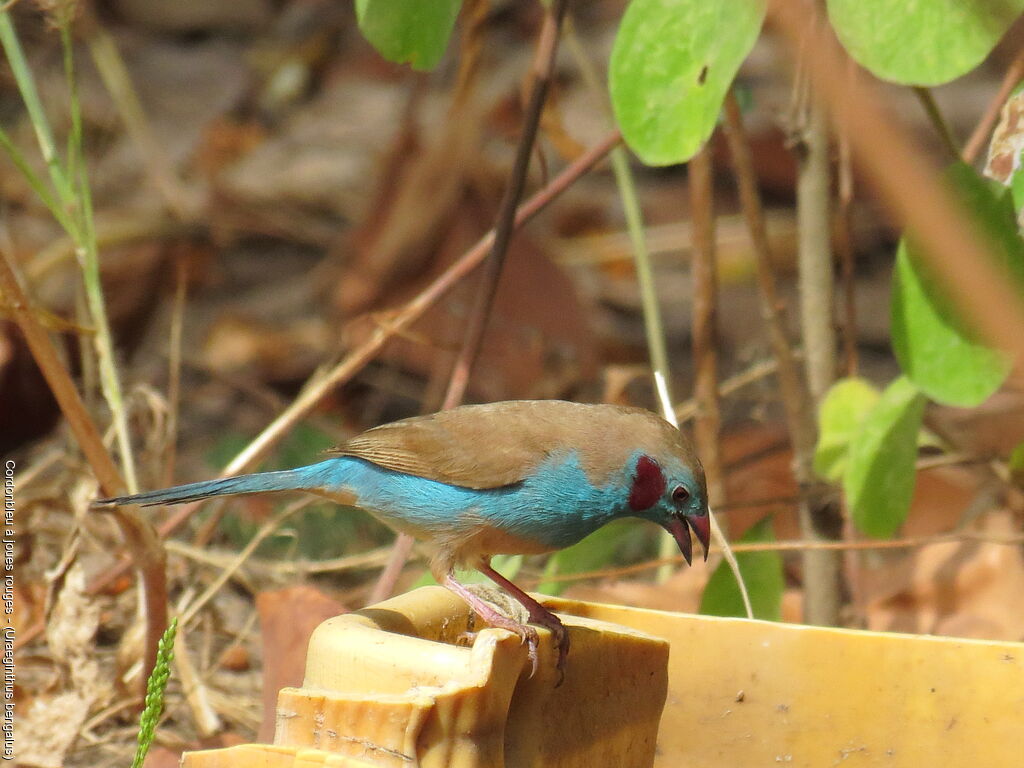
[477,561,569,680]
[440,571,540,676]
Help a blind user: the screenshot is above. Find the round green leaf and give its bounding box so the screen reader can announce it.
[699,517,782,621]
[355,0,462,71]
[844,377,926,539]
[827,0,1024,86]
[609,0,766,165]
[814,377,881,481]
[891,165,1021,407]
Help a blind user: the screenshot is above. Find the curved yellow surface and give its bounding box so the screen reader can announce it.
[546,597,1024,768]
[182,587,1024,767]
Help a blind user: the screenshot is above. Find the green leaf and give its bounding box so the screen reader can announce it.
[609,0,766,165]
[827,0,1024,86]
[844,376,927,539]
[814,377,881,481]
[699,517,783,621]
[355,0,462,71]
[132,617,177,768]
[891,164,1022,406]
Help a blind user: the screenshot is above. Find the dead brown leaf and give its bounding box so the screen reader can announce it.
[22,566,110,766]
[864,511,1024,641]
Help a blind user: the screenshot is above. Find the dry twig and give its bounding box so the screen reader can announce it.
[0,250,167,686]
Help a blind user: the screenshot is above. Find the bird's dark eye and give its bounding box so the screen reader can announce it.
[671,485,690,504]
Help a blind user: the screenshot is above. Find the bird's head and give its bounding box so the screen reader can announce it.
[626,452,710,566]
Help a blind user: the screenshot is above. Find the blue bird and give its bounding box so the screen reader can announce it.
[96,400,710,677]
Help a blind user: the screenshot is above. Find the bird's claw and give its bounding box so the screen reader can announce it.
[551,624,569,687]
[525,610,569,686]
[456,624,540,677]
[517,625,540,678]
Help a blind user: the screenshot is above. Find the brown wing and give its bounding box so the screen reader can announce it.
[327,400,696,490]
[327,401,575,489]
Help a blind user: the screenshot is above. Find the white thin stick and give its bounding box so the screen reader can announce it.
[654,371,753,619]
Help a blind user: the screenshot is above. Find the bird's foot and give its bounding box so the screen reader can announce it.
[454,615,540,675]
[475,562,571,685]
[441,574,542,676]
[503,621,541,677]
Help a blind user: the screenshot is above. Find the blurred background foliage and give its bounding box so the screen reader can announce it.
[5,1,1024,763]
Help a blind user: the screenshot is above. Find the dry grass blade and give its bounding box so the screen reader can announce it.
[688,145,725,510]
[178,499,313,628]
[0,249,167,687]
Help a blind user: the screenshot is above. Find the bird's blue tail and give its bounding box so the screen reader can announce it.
[93,467,314,508]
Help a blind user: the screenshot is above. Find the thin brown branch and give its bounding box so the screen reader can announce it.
[441,0,569,408]
[796,102,837,403]
[674,357,780,422]
[687,145,725,511]
[963,45,1024,164]
[794,39,844,626]
[835,98,858,377]
[912,86,960,160]
[0,249,166,689]
[162,258,187,487]
[723,89,842,624]
[366,533,417,605]
[83,13,192,219]
[532,529,1024,585]
[722,92,814,459]
[164,541,395,577]
[86,128,623,596]
[372,0,570,604]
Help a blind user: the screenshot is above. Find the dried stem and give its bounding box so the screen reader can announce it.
[963,44,1024,164]
[795,103,837,403]
[441,0,568,407]
[913,87,960,160]
[86,129,624,596]
[0,250,167,688]
[534,528,1024,585]
[835,98,858,377]
[162,259,188,486]
[687,145,725,511]
[794,57,844,625]
[366,534,417,605]
[674,357,779,423]
[83,13,191,218]
[723,90,839,623]
[178,500,312,628]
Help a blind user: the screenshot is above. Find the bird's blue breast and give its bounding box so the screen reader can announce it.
[296,453,629,550]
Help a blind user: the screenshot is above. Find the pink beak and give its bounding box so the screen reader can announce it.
[666,514,711,566]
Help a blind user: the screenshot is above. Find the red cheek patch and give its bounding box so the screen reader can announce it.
[628,455,666,511]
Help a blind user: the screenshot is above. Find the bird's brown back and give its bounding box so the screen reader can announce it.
[329,400,699,490]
